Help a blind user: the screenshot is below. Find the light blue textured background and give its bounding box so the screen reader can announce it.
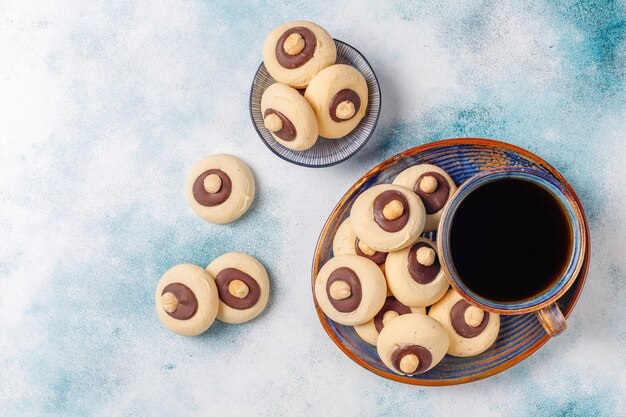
[1,1,625,416]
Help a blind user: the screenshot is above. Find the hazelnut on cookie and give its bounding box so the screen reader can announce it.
[350,184,426,252]
[155,264,219,336]
[385,238,448,308]
[315,254,387,326]
[428,289,500,357]
[377,314,449,376]
[206,252,270,324]
[262,21,336,88]
[332,217,388,271]
[261,83,319,151]
[186,154,255,224]
[392,164,457,232]
[304,64,368,139]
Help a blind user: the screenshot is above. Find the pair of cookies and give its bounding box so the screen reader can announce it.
[261,21,369,150]
[156,252,270,336]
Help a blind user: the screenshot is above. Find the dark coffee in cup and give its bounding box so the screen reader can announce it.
[449,178,572,302]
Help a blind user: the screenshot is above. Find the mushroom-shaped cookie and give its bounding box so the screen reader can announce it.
[155,264,219,336]
[385,237,448,308]
[354,297,425,346]
[206,252,270,324]
[350,184,425,253]
[428,289,500,357]
[304,64,368,139]
[392,164,457,232]
[261,83,319,151]
[262,21,336,88]
[377,313,449,376]
[332,217,388,271]
[315,254,387,326]
[186,154,255,224]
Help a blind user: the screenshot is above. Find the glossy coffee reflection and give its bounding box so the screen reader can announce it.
[449,178,572,302]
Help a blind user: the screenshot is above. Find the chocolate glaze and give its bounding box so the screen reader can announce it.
[264,108,296,141]
[275,26,316,69]
[354,237,387,265]
[373,297,411,332]
[413,172,451,214]
[391,345,433,375]
[329,89,361,122]
[450,299,490,338]
[192,169,232,207]
[373,190,410,232]
[161,283,198,320]
[407,242,441,285]
[215,268,261,310]
[326,267,362,313]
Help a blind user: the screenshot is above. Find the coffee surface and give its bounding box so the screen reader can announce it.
[450,178,571,302]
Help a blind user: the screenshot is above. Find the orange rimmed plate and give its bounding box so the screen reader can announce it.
[311,138,590,385]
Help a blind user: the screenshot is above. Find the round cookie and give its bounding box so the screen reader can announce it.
[354,297,425,346]
[186,154,255,224]
[428,289,500,357]
[350,184,426,252]
[385,237,449,307]
[392,164,457,232]
[206,252,270,324]
[332,217,388,271]
[315,254,387,326]
[155,264,219,336]
[261,83,319,151]
[304,64,368,139]
[377,313,449,376]
[262,21,336,88]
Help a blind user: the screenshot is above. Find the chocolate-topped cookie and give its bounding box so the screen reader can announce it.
[186,154,255,224]
[315,254,387,326]
[332,217,388,272]
[206,252,270,324]
[304,64,368,139]
[354,297,425,346]
[350,184,425,252]
[262,21,336,88]
[392,164,457,232]
[261,83,319,151]
[428,289,500,357]
[384,237,449,307]
[377,314,449,376]
[155,264,219,336]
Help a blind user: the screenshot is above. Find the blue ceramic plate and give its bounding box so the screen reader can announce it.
[249,39,381,168]
[311,138,590,385]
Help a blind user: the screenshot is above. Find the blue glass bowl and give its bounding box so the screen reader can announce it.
[311,138,591,385]
[249,39,381,168]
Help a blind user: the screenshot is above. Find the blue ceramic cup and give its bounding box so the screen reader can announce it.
[437,168,588,336]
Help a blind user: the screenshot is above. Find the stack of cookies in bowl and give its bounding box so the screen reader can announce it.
[260,21,370,151]
[314,163,501,376]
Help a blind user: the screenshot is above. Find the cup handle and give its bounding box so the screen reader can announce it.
[535,303,567,336]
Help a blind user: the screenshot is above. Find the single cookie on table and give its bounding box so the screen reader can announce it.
[261,83,319,151]
[262,21,336,88]
[354,296,425,346]
[350,184,426,253]
[206,252,270,324]
[392,164,457,232]
[428,289,500,357]
[186,154,255,224]
[155,264,219,336]
[377,313,449,376]
[304,64,368,139]
[332,217,388,271]
[315,254,387,326]
[385,237,448,308]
